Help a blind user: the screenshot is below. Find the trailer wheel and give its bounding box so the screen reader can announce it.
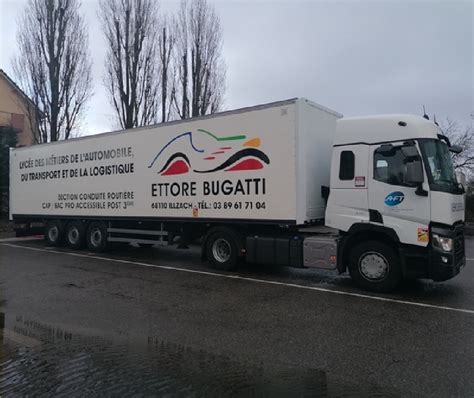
[45,220,64,246]
[86,221,108,252]
[348,240,402,292]
[206,230,239,271]
[65,221,85,250]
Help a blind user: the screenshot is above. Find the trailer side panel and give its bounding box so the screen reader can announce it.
[11,102,300,224]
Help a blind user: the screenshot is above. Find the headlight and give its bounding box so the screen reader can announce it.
[432,234,453,252]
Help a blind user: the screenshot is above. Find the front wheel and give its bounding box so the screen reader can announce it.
[206,230,239,271]
[348,241,402,292]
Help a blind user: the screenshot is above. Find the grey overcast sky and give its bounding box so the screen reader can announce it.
[0,0,472,135]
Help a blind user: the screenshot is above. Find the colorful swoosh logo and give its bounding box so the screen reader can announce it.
[194,149,269,173]
[197,128,246,141]
[149,128,270,176]
[158,152,191,175]
[148,132,204,169]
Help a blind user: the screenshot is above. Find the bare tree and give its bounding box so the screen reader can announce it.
[99,0,161,129]
[158,16,175,123]
[440,117,474,174]
[173,0,226,120]
[13,0,92,143]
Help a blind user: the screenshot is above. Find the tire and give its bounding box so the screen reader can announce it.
[65,221,86,250]
[206,230,239,271]
[348,240,402,293]
[86,221,108,252]
[45,220,64,246]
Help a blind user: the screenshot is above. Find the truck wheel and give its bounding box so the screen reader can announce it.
[45,220,64,246]
[86,221,108,252]
[65,221,85,250]
[206,231,239,271]
[348,241,402,292]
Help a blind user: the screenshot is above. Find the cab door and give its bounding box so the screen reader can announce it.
[325,145,370,231]
[368,144,431,246]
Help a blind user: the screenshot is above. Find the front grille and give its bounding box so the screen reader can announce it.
[454,228,465,266]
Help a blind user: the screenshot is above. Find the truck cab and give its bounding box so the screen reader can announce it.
[326,115,465,291]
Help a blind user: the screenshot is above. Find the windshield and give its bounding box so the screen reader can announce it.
[418,139,463,194]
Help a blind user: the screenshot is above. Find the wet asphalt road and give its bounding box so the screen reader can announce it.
[0,237,473,397]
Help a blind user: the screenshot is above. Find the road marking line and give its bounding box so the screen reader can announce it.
[2,242,474,315]
[0,236,43,242]
[2,329,41,347]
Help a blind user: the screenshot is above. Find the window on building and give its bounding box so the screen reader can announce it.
[339,151,355,180]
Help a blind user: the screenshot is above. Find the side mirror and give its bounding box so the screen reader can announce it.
[450,145,462,154]
[456,171,466,187]
[406,160,424,185]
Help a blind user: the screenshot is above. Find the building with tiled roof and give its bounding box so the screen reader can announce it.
[0,69,39,146]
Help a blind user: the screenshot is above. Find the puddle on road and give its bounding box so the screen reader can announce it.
[0,313,397,397]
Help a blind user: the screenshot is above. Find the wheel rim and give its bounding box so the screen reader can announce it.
[68,226,80,244]
[212,238,231,263]
[48,225,59,242]
[359,252,389,281]
[90,228,103,247]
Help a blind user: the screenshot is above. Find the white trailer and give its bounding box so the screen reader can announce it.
[9,98,466,292]
[10,98,338,224]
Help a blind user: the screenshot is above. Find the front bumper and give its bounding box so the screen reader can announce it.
[401,223,465,281]
[429,224,465,281]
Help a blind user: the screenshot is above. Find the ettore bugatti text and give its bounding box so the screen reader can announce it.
[151,178,266,197]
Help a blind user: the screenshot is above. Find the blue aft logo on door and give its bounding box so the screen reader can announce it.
[384,191,405,207]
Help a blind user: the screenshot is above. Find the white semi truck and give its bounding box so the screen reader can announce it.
[9,98,466,291]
